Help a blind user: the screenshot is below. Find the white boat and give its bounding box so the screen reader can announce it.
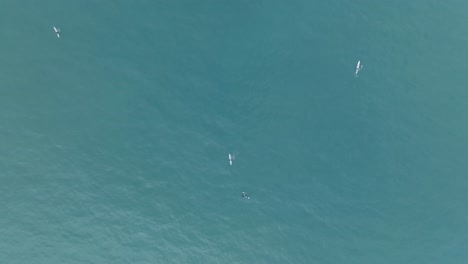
[355,60,363,76]
[228,153,233,165]
[53,26,61,38]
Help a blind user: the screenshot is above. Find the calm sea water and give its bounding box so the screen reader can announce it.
[1,1,468,263]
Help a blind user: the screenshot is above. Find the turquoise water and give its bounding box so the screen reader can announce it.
[1,1,468,263]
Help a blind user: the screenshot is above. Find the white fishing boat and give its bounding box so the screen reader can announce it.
[53,26,61,38]
[355,60,363,76]
[228,153,233,165]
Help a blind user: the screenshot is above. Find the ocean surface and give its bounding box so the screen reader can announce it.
[1,1,468,263]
